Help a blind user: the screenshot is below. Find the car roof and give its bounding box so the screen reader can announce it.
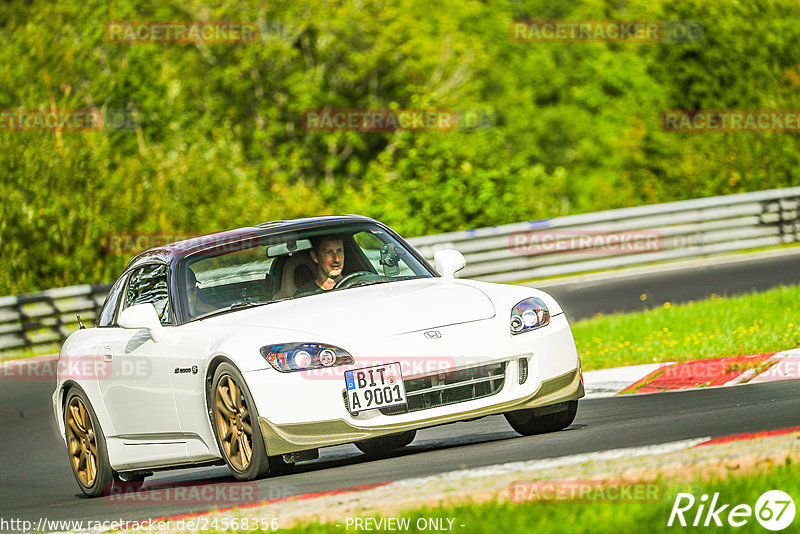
[124,214,379,271]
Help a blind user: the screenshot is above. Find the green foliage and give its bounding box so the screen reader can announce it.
[2,0,800,294]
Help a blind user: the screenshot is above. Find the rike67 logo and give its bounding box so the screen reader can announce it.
[668,490,795,531]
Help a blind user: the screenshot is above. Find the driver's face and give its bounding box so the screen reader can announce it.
[313,239,344,281]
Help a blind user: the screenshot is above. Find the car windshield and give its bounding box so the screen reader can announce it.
[180,223,433,320]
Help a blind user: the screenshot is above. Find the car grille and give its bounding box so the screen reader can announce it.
[378,361,507,416]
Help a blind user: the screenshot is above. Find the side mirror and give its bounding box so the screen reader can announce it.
[118,303,165,342]
[434,249,466,279]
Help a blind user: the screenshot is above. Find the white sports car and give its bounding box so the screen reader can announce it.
[53,215,584,497]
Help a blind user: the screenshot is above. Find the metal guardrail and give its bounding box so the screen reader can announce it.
[0,283,111,351]
[407,186,800,282]
[2,187,799,352]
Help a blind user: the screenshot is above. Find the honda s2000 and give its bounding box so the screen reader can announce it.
[53,215,584,497]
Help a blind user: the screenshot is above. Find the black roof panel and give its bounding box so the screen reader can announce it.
[123,214,378,271]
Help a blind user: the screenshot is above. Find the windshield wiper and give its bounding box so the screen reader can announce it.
[346,279,391,289]
[229,300,265,310]
[229,297,296,308]
[193,300,270,320]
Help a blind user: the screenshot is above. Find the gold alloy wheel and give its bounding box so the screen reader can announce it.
[215,375,254,471]
[65,396,99,488]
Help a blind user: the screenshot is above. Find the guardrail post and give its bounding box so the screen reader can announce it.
[11,299,31,349]
[14,296,36,349]
[774,196,799,244]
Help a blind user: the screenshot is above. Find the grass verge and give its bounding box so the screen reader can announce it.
[284,460,798,533]
[0,343,60,362]
[573,285,800,371]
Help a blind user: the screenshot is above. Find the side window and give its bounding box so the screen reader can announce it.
[97,275,128,327]
[122,264,171,324]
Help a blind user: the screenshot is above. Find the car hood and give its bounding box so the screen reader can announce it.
[203,278,496,339]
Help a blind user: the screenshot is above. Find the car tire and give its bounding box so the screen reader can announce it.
[64,388,115,498]
[210,363,271,481]
[355,430,416,456]
[504,400,578,436]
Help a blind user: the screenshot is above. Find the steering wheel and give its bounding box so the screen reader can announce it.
[334,271,377,289]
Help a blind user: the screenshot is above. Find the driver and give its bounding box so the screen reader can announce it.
[187,268,215,316]
[294,234,345,297]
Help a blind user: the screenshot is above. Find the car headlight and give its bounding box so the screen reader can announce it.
[510,297,550,334]
[260,343,354,372]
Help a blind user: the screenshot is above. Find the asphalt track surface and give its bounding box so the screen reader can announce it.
[541,249,800,321]
[2,252,799,527]
[3,374,799,527]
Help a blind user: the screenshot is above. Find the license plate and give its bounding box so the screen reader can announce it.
[344,363,407,413]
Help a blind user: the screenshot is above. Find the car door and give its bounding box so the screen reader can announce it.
[169,247,276,461]
[98,264,185,460]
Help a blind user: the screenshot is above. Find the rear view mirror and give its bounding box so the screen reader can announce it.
[379,243,402,276]
[267,239,312,258]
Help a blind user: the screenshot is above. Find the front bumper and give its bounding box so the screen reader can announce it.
[247,312,583,455]
[257,367,583,455]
